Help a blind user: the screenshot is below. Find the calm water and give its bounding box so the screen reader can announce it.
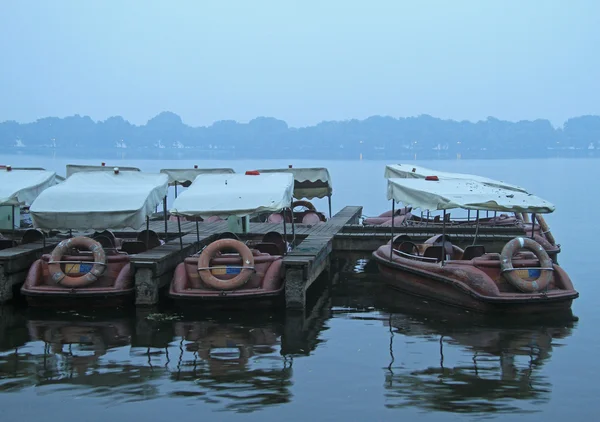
[0,154,598,421]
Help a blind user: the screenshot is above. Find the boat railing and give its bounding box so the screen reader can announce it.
[392,248,439,263]
[197,265,256,272]
[501,266,554,273]
[48,260,108,266]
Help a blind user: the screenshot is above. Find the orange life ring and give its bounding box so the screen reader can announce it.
[500,237,553,293]
[48,236,107,287]
[291,200,316,212]
[198,239,254,290]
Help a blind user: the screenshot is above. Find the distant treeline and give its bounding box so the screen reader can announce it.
[1,112,600,156]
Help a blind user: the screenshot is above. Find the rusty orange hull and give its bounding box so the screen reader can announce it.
[372,246,578,314]
[20,254,135,309]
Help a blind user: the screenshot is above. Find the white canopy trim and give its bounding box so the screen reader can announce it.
[0,169,59,206]
[384,164,527,193]
[66,164,141,178]
[255,167,332,199]
[170,173,294,218]
[30,171,169,230]
[160,168,235,186]
[387,178,555,214]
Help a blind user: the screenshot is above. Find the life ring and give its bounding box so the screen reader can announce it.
[500,237,553,293]
[198,239,254,290]
[48,236,107,288]
[291,200,316,212]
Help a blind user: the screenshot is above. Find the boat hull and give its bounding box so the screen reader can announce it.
[372,249,577,314]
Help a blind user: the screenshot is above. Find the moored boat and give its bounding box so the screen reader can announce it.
[372,176,578,314]
[0,166,60,249]
[21,169,169,308]
[365,163,560,258]
[255,166,333,224]
[168,171,296,308]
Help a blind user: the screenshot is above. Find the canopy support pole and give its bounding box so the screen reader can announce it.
[531,213,536,239]
[282,209,288,253]
[177,216,183,250]
[328,196,332,219]
[290,201,296,248]
[163,196,168,241]
[473,210,480,245]
[174,182,178,199]
[11,205,15,241]
[441,210,446,266]
[196,220,200,243]
[389,200,395,262]
[146,216,150,248]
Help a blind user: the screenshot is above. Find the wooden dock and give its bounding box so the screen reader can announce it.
[334,223,535,253]
[283,206,362,309]
[0,205,538,310]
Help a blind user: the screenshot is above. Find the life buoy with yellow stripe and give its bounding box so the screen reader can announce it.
[48,237,107,288]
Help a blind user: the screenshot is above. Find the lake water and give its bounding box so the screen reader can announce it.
[0,154,598,421]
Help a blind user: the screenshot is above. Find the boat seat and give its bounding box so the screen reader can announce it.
[462,245,486,260]
[262,231,287,255]
[254,242,281,256]
[423,245,444,261]
[121,241,147,255]
[217,232,241,241]
[397,241,419,255]
[21,229,45,244]
[137,230,161,250]
[0,239,17,250]
[94,235,115,249]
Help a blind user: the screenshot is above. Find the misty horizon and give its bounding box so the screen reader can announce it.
[1,1,598,128]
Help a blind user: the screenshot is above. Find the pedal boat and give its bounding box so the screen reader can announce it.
[365,164,560,259]
[372,176,578,314]
[168,171,296,307]
[20,169,169,308]
[0,166,60,250]
[254,166,333,224]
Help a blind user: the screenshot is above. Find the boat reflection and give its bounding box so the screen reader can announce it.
[378,291,577,415]
[168,312,292,411]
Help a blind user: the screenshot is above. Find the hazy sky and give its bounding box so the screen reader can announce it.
[0,0,598,128]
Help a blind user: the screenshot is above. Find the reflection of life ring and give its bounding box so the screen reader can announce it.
[198,239,254,290]
[291,200,316,211]
[500,237,553,293]
[48,237,107,287]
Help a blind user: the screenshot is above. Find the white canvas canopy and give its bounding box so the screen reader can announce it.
[66,164,141,178]
[387,178,555,214]
[30,171,169,230]
[255,167,332,199]
[170,173,294,218]
[384,164,527,193]
[160,168,235,186]
[0,169,59,206]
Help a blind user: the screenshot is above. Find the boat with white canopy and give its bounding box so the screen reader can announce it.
[21,169,169,308]
[168,171,295,307]
[371,176,578,314]
[158,166,236,222]
[366,164,558,255]
[254,166,332,224]
[0,166,60,249]
[66,163,141,178]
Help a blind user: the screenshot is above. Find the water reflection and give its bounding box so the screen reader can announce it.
[377,291,576,415]
[167,314,292,412]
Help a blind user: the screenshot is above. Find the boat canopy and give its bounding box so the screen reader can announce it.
[0,169,59,206]
[384,164,526,193]
[160,167,235,186]
[170,173,294,218]
[255,167,332,199]
[387,178,555,214]
[66,164,141,178]
[30,171,169,230]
